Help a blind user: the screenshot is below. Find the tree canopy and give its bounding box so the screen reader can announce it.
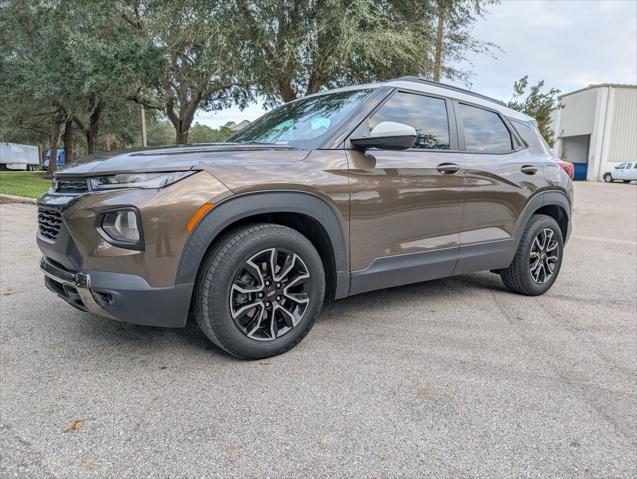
[508,75,561,147]
[0,0,500,162]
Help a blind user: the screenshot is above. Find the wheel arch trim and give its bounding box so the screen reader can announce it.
[175,190,349,298]
[514,189,572,248]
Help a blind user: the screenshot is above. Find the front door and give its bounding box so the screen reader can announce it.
[347,90,465,294]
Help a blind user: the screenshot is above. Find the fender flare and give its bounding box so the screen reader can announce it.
[513,189,572,248]
[175,191,349,298]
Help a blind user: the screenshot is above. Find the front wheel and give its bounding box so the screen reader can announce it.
[194,223,325,359]
[500,214,564,296]
[603,173,613,182]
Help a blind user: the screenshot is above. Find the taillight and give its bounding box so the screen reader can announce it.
[558,160,574,179]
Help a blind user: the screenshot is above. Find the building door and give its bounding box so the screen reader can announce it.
[562,135,590,180]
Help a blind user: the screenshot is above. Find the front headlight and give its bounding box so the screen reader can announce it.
[89,171,194,190]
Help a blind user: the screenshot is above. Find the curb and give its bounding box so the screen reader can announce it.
[0,194,38,205]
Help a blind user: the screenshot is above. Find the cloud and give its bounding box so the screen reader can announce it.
[465,0,637,100]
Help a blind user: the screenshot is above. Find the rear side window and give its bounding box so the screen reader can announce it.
[512,120,547,155]
[458,103,513,153]
[369,92,450,149]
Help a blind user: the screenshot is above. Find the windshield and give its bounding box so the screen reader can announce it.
[229,89,372,147]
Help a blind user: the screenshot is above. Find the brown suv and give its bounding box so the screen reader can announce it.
[38,77,573,359]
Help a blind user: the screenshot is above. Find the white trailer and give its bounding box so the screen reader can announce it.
[0,142,40,171]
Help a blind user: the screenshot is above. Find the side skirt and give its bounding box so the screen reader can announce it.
[349,247,458,296]
[348,239,515,296]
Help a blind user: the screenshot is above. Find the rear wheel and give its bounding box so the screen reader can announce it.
[194,223,325,359]
[500,214,564,296]
[623,180,631,184]
[603,173,613,182]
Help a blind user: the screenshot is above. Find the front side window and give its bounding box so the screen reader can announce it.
[459,103,513,153]
[368,92,450,149]
[230,89,371,147]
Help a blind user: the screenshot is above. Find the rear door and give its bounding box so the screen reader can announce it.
[454,102,548,274]
[347,90,465,294]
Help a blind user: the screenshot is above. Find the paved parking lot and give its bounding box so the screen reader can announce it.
[1,182,636,478]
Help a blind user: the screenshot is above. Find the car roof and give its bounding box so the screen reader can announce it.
[320,77,534,123]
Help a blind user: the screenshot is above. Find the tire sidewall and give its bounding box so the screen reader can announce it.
[603,173,612,182]
[518,216,564,295]
[202,227,325,359]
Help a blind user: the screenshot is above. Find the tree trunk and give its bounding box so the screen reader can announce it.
[175,125,189,145]
[171,100,199,145]
[63,119,75,164]
[46,118,63,177]
[277,77,297,102]
[433,1,445,82]
[306,72,323,96]
[86,101,101,154]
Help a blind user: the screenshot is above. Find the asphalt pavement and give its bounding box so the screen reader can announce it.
[1,182,636,478]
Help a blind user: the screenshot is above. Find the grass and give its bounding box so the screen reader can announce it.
[0,171,51,199]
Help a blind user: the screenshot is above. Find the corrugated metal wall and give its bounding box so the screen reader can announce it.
[607,88,637,164]
[558,89,597,137]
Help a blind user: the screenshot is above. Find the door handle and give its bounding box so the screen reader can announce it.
[436,162,461,175]
[521,165,538,175]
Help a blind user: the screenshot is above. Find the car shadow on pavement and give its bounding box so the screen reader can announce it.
[73,271,510,359]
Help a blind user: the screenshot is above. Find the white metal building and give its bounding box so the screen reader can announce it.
[551,84,637,181]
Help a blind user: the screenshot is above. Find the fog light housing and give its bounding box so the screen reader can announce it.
[97,208,144,250]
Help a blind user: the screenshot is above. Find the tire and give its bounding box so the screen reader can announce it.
[194,223,325,359]
[623,180,631,184]
[500,214,564,296]
[603,173,613,182]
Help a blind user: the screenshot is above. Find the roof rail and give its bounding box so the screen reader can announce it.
[394,76,507,107]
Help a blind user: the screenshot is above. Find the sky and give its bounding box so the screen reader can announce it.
[195,0,637,129]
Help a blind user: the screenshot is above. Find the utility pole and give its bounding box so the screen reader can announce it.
[141,105,148,147]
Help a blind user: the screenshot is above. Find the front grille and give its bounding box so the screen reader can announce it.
[55,177,88,193]
[38,207,63,241]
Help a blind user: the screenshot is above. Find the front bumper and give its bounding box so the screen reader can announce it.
[40,256,193,327]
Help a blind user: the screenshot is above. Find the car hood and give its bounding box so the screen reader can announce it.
[55,143,310,177]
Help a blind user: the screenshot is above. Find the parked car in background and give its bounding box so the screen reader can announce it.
[37,77,573,359]
[43,149,65,170]
[0,142,39,170]
[603,162,637,183]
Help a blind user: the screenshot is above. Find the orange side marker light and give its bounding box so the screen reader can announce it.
[186,203,214,233]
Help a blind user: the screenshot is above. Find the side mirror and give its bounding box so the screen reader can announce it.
[350,121,417,151]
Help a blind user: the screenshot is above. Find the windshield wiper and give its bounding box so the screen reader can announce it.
[235,140,276,145]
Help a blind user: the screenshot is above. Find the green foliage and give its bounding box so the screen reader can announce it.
[1,0,501,152]
[508,75,561,147]
[145,120,235,146]
[189,123,234,144]
[146,120,176,147]
[235,0,433,104]
[0,0,163,158]
[119,1,248,143]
